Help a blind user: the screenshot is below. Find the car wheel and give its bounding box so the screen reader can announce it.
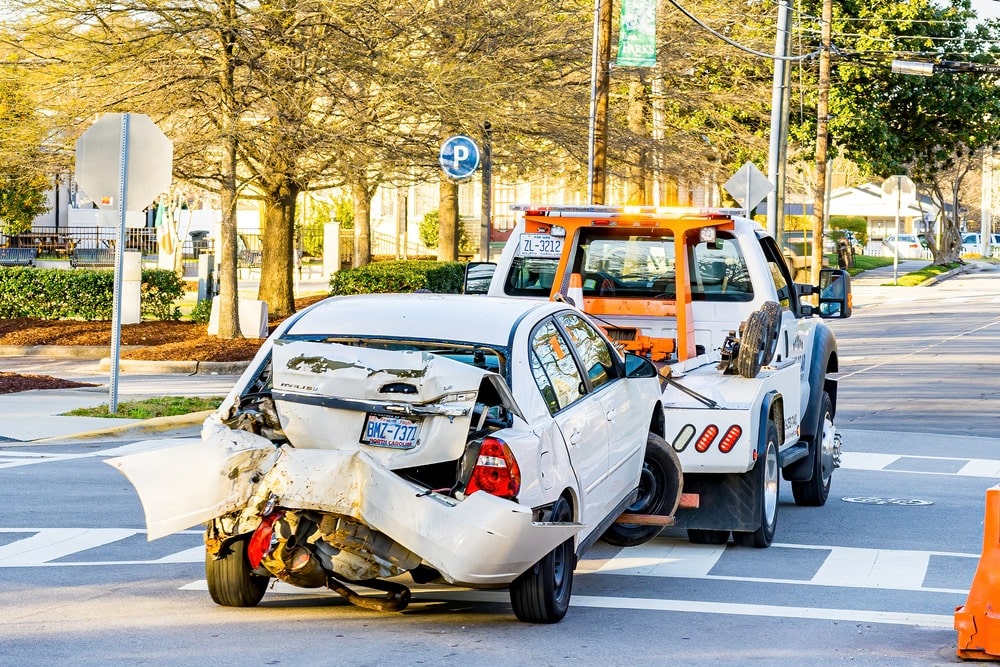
[687,529,730,545]
[792,392,835,507]
[206,536,269,607]
[601,433,682,547]
[733,422,779,548]
[510,497,574,623]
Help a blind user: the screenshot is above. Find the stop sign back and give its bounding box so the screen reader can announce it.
[75,113,172,211]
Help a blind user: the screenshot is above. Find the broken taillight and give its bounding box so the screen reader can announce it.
[464,437,521,500]
[247,512,282,568]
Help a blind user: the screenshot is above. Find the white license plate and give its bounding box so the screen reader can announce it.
[362,414,420,449]
[519,233,563,258]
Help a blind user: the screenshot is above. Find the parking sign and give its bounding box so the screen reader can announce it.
[439,135,480,180]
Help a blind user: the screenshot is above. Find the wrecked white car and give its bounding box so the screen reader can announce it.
[108,293,680,623]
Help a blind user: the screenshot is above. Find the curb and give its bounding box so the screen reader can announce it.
[0,345,126,359]
[96,358,250,375]
[31,409,215,443]
[918,262,976,286]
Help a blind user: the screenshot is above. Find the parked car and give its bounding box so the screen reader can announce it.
[961,233,1000,256]
[881,234,928,259]
[108,293,679,623]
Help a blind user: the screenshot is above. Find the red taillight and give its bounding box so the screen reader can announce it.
[465,437,521,500]
[718,425,743,453]
[694,425,719,452]
[247,512,282,568]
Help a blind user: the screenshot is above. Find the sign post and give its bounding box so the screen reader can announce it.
[881,175,916,286]
[75,113,172,412]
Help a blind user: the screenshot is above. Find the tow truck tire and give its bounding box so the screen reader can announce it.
[206,537,269,607]
[735,302,781,378]
[792,392,834,506]
[733,421,779,548]
[601,433,682,547]
[511,497,574,623]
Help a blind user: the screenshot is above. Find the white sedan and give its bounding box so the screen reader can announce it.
[109,294,679,623]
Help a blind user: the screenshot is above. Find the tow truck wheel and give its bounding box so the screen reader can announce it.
[601,433,682,547]
[206,536,269,607]
[792,392,834,506]
[733,421,779,548]
[510,497,574,623]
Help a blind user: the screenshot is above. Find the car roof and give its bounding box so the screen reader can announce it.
[283,293,566,346]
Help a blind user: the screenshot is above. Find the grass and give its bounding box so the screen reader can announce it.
[845,255,893,276]
[64,396,224,419]
[888,262,962,287]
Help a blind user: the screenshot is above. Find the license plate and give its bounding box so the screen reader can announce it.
[519,233,563,258]
[361,414,420,449]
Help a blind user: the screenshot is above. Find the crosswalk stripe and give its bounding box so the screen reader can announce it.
[179,579,955,628]
[840,451,1000,478]
[0,528,139,566]
[811,547,929,589]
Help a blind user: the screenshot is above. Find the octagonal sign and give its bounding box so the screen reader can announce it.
[75,113,173,212]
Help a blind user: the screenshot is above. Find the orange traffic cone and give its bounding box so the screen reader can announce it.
[955,485,1000,660]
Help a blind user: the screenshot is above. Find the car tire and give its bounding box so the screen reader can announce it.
[601,433,682,547]
[510,497,574,623]
[733,421,779,548]
[792,392,835,507]
[206,536,269,607]
[687,529,730,545]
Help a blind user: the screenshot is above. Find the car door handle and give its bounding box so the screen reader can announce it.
[605,407,616,421]
[569,430,582,445]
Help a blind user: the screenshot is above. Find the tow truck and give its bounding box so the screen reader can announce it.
[470,204,852,546]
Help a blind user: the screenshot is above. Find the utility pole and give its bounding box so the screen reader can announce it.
[766,0,793,238]
[588,0,612,204]
[812,0,832,285]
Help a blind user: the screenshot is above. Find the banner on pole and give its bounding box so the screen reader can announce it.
[617,0,657,68]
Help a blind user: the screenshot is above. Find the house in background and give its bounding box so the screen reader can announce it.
[827,183,940,240]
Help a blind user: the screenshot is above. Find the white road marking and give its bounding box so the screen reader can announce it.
[0,451,91,469]
[180,579,955,628]
[593,540,726,578]
[0,528,139,566]
[840,451,1000,478]
[811,547,929,589]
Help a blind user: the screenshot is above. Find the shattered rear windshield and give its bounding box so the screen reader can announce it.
[280,336,507,377]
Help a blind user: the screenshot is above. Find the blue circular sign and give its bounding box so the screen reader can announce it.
[439,135,480,180]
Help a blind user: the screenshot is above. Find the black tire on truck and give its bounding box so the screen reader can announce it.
[792,392,835,506]
[601,433,682,547]
[206,536,269,607]
[510,497,574,623]
[735,301,781,379]
[733,420,780,548]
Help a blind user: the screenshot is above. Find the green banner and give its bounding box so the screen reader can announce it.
[617,0,657,68]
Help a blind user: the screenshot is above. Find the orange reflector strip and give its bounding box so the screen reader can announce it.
[718,425,742,453]
[694,425,719,453]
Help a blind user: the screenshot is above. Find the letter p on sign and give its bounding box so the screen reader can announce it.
[439,135,480,180]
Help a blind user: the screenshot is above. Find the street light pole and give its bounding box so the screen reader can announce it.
[812,0,832,286]
[766,0,793,238]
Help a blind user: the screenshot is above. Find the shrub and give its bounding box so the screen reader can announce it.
[0,267,184,320]
[329,260,465,295]
[418,210,473,252]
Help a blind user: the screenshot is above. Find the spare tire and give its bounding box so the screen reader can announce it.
[735,301,781,379]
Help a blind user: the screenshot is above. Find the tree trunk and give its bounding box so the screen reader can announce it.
[438,179,459,261]
[257,177,298,318]
[626,77,647,205]
[216,137,241,339]
[351,179,371,267]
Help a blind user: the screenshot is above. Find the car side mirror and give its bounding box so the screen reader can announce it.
[624,353,657,378]
[463,262,496,294]
[816,268,852,318]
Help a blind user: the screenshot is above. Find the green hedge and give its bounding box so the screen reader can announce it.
[0,267,184,320]
[329,260,466,295]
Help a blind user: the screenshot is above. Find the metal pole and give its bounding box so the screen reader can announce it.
[480,122,493,261]
[109,113,131,414]
[982,148,993,257]
[893,179,900,285]
[766,0,792,238]
[586,0,601,204]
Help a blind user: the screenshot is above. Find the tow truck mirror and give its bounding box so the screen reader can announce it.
[463,262,496,294]
[816,268,852,318]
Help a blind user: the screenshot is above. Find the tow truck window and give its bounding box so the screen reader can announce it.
[504,257,558,297]
[574,230,752,301]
